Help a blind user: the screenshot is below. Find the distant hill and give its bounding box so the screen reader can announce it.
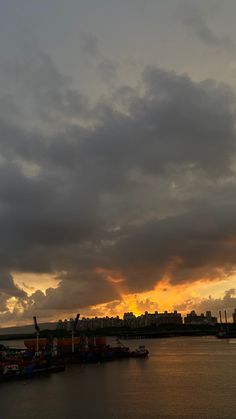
[0,322,57,335]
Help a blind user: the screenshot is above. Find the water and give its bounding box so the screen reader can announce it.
[1,336,236,419]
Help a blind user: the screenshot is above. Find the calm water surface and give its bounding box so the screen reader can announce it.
[1,336,236,419]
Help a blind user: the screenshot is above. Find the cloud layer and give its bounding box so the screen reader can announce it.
[1,47,236,323]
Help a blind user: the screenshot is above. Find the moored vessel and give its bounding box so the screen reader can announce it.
[0,348,65,382]
[130,345,149,358]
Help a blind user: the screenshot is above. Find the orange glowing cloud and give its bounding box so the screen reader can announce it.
[86,274,236,319]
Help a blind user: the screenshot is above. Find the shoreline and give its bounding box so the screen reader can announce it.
[1,324,235,341]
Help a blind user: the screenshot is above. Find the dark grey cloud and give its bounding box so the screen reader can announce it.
[1,49,236,321]
[0,272,26,298]
[176,288,236,319]
[0,48,90,127]
[103,202,236,292]
[0,271,26,319]
[183,8,234,51]
[80,33,100,57]
[97,59,117,83]
[29,272,119,311]
[80,33,118,84]
[0,294,8,313]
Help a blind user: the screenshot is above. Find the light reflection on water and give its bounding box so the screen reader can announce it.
[1,336,236,419]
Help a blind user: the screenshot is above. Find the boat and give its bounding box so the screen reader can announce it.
[0,345,65,382]
[130,345,149,358]
[23,315,150,364]
[216,329,236,339]
[24,337,83,351]
[0,363,65,382]
[62,343,131,363]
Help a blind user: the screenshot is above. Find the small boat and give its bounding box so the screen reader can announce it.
[130,345,149,358]
[0,345,65,382]
[216,329,236,339]
[0,363,65,382]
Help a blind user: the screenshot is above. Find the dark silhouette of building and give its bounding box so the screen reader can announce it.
[184,310,217,325]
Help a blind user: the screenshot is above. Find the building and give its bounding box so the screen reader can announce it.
[184,310,217,325]
[123,312,137,328]
[123,310,183,328]
[155,310,183,326]
[56,319,68,330]
[56,310,183,331]
[76,316,123,331]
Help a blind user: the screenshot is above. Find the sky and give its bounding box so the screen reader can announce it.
[1,0,236,326]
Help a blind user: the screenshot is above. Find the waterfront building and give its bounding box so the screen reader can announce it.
[56,320,64,330]
[76,315,123,331]
[124,312,137,328]
[155,310,183,326]
[57,310,183,331]
[56,310,184,331]
[184,310,217,325]
[132,310,183,328]
[56,319,68,330]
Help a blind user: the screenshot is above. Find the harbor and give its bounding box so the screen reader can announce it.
[0,326,149,381]
[1,307,236,382]
[1,336,236,419]
[0,339,149,381]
